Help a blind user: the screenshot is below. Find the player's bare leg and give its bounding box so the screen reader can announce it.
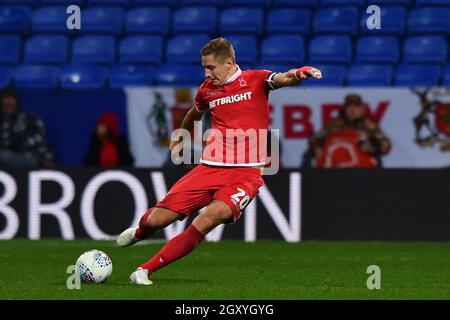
[116,207,183,247]
[131,200,233,285]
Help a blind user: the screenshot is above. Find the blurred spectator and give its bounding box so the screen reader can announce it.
[85,112,134,167]
[306,94,391,168]
[0,87,54,168]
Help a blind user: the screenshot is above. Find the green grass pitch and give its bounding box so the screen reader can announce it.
[1,239,450,300]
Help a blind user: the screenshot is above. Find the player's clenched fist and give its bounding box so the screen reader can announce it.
[294,66,322,80]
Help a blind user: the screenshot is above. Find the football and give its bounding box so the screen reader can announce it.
[75,250,113,283]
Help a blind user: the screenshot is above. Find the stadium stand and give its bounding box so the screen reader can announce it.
[0,66,13,87]
[347,64,394,86]
[272,0,317,7]
[87,0,131,6]
[0,6,30,35]
[403,35,448,65]
[267,8,311,35]
[313,7,359,35]
[407,7,450,34]
[166,34,209,64]
[125,7,171,35]
[224,35,258,65]
[32,6,70,34]
[172,7,218,35]
[443,64,450,85]
[308,35,353,65]
[219,8,264,36]
[300,64,346,86]
[395,64,442,86]
[14,65,60,89]
[178,0,225,6]
[0,0,449,88]
[24,35,68,65]
[0,35,21,64]
[72,36,116,65]
[119,35,163,64]
[356,36,400,64]
[155,63,203,86]
[41,0,85,5]
[61,64,109,89]
[109,64,154,87]
[260,35,305,65]
[359,6,406,35]
[81,7,125,35]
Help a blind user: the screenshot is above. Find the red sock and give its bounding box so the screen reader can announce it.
[140,225,205,275]
[135,208,154,239]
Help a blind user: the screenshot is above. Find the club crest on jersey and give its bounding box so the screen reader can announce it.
[239,78,247,87]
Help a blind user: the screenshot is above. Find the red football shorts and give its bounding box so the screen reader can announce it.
[156,164,264,222]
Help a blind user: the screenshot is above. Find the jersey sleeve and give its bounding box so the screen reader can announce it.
[256,69,280,91]
[194,84,208,112]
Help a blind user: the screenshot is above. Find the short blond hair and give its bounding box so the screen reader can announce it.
[200,37,235,63]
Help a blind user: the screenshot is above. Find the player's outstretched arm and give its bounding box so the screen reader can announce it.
[273,66,322,88]
[169,106,203,151]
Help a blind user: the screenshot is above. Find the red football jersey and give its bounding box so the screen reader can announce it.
[194,68,277,166]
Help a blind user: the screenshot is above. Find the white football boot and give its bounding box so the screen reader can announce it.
[129,268,153,285]
[116,227,140,247]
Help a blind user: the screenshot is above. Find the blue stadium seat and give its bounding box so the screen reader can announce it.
[2,0,40,6]
[14,65,61,89]
[0,36,21,64]
[25,35,68,65]
[72,36,116,65]
[320,0,364,6]
[110,65,154,88]
[356,36,399,64]
[260,35,305,65]
[237,63,255,71]
[126,7,170,35]
[41,0,85,5]
[166,34,209,64]
[403,36,448,65]
[360,6,406,35]
[119,35,163,64]
[273,0,317,7]
[155,64,203,86]
[367,0,412,5]
[220,8,264,35]
[227,0,271,7]
[0,6,30,35]
[267,8,311,35]
[173,7,218,34]
[61,64,109,89]
[395,64,442,86]
[313,7,358,35]
[133,0,178,6]
[301,64,346,86]
[82,7,125,35]
[308,35,352,64]
[224,35,258,65]
[408,8,450,34]
[88,0,131,6]
[416,0,450,6]
[179,0,224,6]
[347,64,394,86]
[0,66,13,88]
[257,64,296,73]
[32,6,68,34]
[443,65,450,86]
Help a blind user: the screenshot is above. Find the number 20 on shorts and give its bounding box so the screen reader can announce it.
[230,188,251,210]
